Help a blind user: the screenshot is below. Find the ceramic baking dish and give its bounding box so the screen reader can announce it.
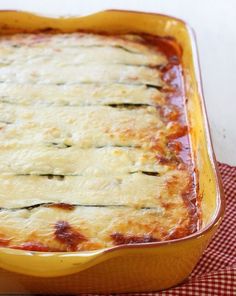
[0,10,225,294]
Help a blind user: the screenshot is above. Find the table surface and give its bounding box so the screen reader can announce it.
[1,0,235,165]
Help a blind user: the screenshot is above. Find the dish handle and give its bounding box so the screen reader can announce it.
[0,248,110,277]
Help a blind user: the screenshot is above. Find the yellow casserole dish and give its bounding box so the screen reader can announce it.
[0,9,224,294]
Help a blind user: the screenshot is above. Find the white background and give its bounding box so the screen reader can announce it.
[0,0,235,165]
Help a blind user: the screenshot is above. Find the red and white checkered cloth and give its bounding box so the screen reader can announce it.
[129,163,236,296]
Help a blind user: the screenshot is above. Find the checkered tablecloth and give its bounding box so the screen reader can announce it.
[129,163,236,296]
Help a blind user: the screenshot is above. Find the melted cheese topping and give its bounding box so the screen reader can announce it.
[0,32,197,251]
[0,205,189,251]
[0,45,166,66]
[0,83,164,106]
[0,64,163,86]
[0,104,165,148]
[0,33,167,59]
[0,170,189,209]
[0,145,169,175]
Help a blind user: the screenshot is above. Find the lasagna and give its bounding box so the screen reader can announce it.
[0,32,198,252]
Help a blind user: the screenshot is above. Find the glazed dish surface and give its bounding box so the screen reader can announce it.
[0,32,199,252]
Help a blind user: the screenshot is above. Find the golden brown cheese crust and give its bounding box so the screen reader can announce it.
[0,32,198,252]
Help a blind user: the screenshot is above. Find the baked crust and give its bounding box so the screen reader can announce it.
[0,33,198,251]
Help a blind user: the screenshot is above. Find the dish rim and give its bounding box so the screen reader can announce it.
[0,8,225,257]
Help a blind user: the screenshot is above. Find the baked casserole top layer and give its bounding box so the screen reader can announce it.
[0,32,199,252]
